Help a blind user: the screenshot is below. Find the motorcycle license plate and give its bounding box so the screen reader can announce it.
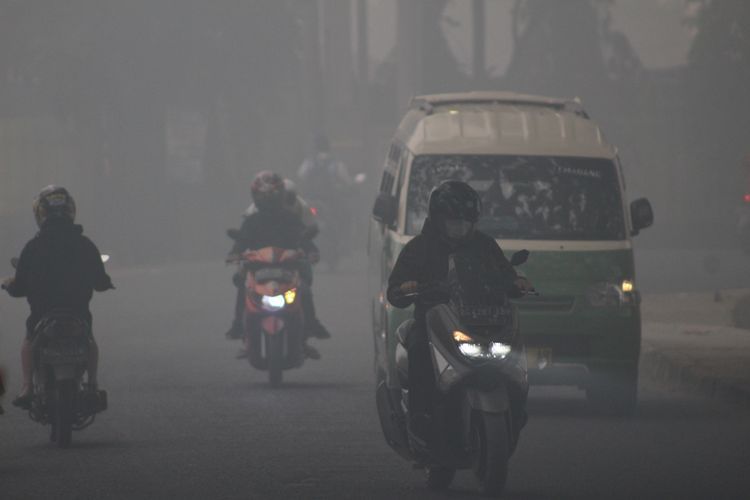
[526,347,553,369]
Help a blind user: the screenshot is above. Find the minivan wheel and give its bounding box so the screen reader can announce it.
[586,364,638,416]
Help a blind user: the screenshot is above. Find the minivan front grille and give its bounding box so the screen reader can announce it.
[514,295,575,313]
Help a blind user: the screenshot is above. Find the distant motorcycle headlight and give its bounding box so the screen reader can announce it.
[284,289,297,305]
[261,295,286,311]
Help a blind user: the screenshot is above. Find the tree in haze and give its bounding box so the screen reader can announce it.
[505,0,611,98]
[685,0,750,237]
[0,1,304,261]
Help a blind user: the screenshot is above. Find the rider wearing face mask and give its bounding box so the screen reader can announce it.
[387,180,532,445]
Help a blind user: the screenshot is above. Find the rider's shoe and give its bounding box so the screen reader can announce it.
[12,391,33,410]
[82,384,107,412]
[308,320,331,340]
[225,321,243,340]
[303,342,321,360]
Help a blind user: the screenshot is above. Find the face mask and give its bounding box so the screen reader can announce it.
[444,219,473,240]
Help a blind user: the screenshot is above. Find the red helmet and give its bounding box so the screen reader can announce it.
[251,171,286,211]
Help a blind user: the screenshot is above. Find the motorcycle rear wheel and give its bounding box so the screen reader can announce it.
[473,411,510,497]
[55,380,75,448]
[425,465,455,490]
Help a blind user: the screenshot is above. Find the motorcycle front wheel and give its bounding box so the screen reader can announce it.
[473,411,510,497]
[55,380,76,448]
[267,333,284,387]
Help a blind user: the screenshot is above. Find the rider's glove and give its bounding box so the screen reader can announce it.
[514,277,534,295]
[1,277,14,291]
[399,281,419,294]
[308,251,321,264]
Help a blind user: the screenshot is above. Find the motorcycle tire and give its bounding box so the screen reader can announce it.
[425,465,455,490]
[55,380,75,448]
[267,334,284,387]
[473,411,510,497]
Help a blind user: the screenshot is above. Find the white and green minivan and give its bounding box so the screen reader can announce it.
[369,91,653,414]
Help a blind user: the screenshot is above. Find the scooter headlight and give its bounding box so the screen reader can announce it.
[452,330,474,343]
[489,342,512,359]
[453,331,512,360]
[284,288,297,305]
[261,295,286,311]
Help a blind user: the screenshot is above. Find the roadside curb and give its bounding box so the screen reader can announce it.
[640,343,750,408]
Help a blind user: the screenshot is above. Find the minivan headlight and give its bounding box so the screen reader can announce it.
[586,281,635,307]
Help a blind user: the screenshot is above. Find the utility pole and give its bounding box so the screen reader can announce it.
[321,0,353,136]
[300,0,325,134]
[356,0,371,168]
[397,0,424,112]
[473,0,486,86]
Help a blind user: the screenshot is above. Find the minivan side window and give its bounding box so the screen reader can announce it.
[393,147,410,229]
[379,143,403,195]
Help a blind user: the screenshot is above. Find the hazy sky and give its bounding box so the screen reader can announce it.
[364,0,695,75]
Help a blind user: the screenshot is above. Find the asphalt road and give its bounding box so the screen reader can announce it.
[1,255,750,499]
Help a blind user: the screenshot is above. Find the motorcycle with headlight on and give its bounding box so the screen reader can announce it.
[376,250,535,496]
[227,237,307,386]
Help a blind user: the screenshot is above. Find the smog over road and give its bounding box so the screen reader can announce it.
[1,2,749,499]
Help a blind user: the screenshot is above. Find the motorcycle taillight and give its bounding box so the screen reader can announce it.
[744,194,750,204]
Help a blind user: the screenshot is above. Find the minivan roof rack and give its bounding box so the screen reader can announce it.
[410,91,588,118]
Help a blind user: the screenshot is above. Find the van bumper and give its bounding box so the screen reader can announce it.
[521,308,641,386]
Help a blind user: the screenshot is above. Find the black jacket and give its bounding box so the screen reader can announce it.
[231,209,315,255]
[387,218,517,326]
[6,219,113,323]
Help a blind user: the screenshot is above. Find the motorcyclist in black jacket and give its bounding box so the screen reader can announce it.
[2,186,114,409]
[387,181,532,444]
[225,171,330,359]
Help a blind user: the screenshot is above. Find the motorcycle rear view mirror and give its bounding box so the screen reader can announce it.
[372,193,397,227]
[630,198,654,236]
[226,228,241,241]
[509,250,530,267]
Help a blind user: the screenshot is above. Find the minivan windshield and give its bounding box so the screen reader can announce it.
[406,155,626,241]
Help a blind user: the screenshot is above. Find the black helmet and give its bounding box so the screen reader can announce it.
[251,171,286,212]
[428,181,481,242]
[428,181,481,223]
[32,185,76,228]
